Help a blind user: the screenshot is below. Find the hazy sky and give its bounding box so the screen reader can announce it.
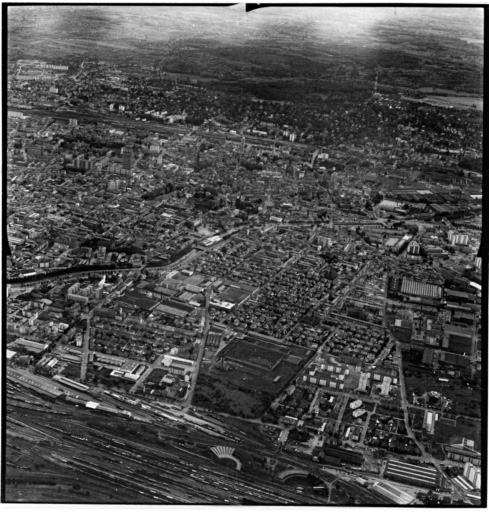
[8,5,484,48]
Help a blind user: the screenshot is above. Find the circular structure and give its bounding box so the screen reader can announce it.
[210,446,242,470]
[278,469,309,481]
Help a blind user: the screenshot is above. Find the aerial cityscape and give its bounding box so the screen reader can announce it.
[4,4,485,506]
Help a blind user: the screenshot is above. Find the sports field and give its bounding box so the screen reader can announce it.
[220,338,285,370]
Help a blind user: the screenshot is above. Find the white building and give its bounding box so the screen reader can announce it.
[448,230,469,246]
[464,462,481,489]
[67,283,91,304]
[357,372,369,392]
[407,240,420,255]
[380,376,392,396]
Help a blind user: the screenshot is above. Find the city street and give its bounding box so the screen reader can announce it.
[183,288,210,411]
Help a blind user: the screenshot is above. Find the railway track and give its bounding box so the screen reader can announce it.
[7,381,351,504]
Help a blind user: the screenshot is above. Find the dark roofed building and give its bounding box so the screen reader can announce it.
[222,278,260,295]
[439,351,470,369]
[155,298,195,319]
[442,324,475,356]
[117,291,159,312]
[446,289,473,304]
[339,354,363,366]
[452,311,475,326]
[321,446,364,466]
[446,440,481,466]
[215,286,250,306]
[163,299,195,314]
[422,347,435,366]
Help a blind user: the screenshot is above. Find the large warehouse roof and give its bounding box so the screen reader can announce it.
[372,481,414,505]
[385,459,439,488]
[401,278,442,299]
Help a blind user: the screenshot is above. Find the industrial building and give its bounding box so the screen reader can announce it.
[384,459,439,489]
[442,324,475,355]
[319,446,364,466]
[8,338,49,354]
[155,299,195,319]
[207,330,223,348]
[400,278,443,300]
[371,481,414,505]
[7,368,64,399]
[463,462,481,489]
[452,475,478,494]
[445,439,481,466]
[161,354,196,376]
[52,375,90,392]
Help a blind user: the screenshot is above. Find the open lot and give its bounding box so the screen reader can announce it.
[432,416,481,452]
[195,342,309,418]
[402,350,481,418]
[145,367,169,385]
[408,406,481,460]
[343,370,361,391]
[193,371,271,418]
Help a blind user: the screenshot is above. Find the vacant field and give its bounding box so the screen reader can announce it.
[406,405,481,461]
[194,349,307,418]
[404,369,481,418]
[145,367,169,385]
[433,416,481,451]
[193,373,268,418]
[402,351,481,419]
[221,360,305,395]
[430,416,481,461]
[343,370,361,391]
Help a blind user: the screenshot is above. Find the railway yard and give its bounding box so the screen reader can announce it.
[6,378,399,504]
